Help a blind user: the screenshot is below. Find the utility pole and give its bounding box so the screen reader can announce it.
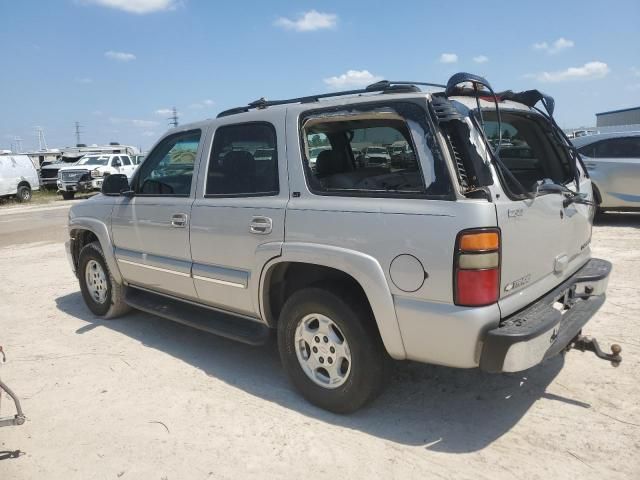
[13,136,23,153]
[168,107,179,128]
[75,121,83,146]
[35,126,48,150]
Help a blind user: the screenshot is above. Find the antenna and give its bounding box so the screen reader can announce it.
[74,121,83,146]
[35,126,48,150]
[168,107,179,128]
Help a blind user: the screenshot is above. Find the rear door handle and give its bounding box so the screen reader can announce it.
[171,213,188,228]
[249,216,272,235]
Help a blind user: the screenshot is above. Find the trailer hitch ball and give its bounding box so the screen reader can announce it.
[570,335,622,367]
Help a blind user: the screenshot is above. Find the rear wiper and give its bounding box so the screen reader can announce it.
[536,180,594,207]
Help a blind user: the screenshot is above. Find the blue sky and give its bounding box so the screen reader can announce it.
[1,0,639,151]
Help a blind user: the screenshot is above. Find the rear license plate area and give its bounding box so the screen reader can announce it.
[552,285,578,315]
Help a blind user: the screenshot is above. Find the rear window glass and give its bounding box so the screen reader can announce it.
[482,111,572,194]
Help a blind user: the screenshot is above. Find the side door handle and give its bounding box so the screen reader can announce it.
[171,213,188,228]
[249,216,272,235]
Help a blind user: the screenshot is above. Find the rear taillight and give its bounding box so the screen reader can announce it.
[454,228,500,307]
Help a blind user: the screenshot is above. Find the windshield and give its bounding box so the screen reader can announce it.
[77,156,110,166]
[367,147,386,154]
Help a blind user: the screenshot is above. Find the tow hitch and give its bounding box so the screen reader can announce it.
[0,346,26,428]
[568,335,622,367]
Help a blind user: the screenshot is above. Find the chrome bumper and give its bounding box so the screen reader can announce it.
[480,258,612,373]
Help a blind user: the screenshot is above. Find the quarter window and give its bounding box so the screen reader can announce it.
[136,130,201,196]
[300,103,450,197]
[206,123,278,196]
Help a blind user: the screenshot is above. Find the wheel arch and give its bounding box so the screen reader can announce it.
[259,243,406,359]
[69,218,123,283]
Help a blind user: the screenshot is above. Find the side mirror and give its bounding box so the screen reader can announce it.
[101,174,132,196]
[113,160,122,168]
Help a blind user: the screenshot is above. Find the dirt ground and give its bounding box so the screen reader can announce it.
[0,207,639,479]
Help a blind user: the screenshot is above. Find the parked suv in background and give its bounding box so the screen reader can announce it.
[572,132,640,212]
[65,73,616,413]
[57,154,136,200]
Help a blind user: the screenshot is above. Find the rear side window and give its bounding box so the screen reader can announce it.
[120,155,131,165]
[300,102,451,198]
[136,130,201,196]
[581,137,640,158]
[206,122,278,196]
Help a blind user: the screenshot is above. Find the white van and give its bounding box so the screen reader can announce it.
[0,154,40,202]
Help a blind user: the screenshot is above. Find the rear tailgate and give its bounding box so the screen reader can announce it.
[496,174,594,317]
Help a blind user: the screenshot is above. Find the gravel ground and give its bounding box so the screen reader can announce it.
[0,209,638,479]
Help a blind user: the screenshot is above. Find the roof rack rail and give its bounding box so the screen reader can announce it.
[216,80,446,118]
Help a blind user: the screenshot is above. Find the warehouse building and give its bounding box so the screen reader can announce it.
[596,106,640,131]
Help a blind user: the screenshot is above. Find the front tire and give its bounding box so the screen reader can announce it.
[61,191,75,200]
[16,185,31,202]
[78,241,130,319]
[277,285,387,413]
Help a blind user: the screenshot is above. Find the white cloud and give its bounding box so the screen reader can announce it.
[155,108,173,116]
[131,119,158,128]
[75,77,93,84]
[81,0,177,14]
[274,10,337,32]
[105,50,136,62]
[532,37,574,54]
[189,99,215,109]
[473,55,489,64]
[439,53,458,64]
[529,61,610,82]
[323,70,383,89]
[110,117,159,128]
[631,67,640,77]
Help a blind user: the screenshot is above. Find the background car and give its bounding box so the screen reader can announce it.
[57,154,136,200]
[572,132,640,212]
[363,145,391,167]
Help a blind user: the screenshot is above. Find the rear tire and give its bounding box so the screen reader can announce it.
[78,241,130,319]
[16,185,31,202]
[61,191,75,200]
[277,285,387,413]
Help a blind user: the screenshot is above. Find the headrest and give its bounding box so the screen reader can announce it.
[223,150,255,177]
[315,150,341,176]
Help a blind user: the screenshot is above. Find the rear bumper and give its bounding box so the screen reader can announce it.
[480,258,612,373]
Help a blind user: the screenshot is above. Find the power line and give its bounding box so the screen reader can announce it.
[168,107,179,128]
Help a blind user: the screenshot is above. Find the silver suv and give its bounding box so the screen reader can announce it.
[65,73,617,413]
